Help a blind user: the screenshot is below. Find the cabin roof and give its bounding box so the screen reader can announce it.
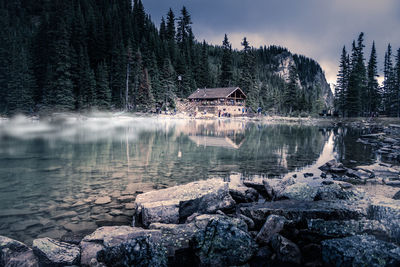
[187,87,246,100]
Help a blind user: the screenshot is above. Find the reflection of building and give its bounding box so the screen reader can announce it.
[175,120,247,149]
[188,87,247,116]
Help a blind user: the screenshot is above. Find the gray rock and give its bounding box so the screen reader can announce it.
[278,182,317,201]
[80,226,162,267]
[97,235,167,267]
[32,237,80,266]
[314,183,364,201]
[239,200,367,229]
[0,235,39,267]
[238,214,256,230]
[306,219,389,240]
[270,234,302,265]
[229,184,259,203]
[367,200,400,243]
[319,160,347,173]
[393,190,400,200]
[192,216,257,266]
[150,214,248,264]
[322,235,400,267]
[249,246,273,267]
[243,180,269,197]
[255,215,288,244]
[134,179,235,227]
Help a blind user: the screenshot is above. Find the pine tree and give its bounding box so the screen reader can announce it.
[197,40,210,88]
[239,37,257,109]
[7,43,36,115]
[95,62,111,110]
[383,44,396,115]
[335,46,349,117]
[160,58,176,109]
[394,48,400,117]
[284,64,299,114]
[347,33,366,117]
[366,42,379,115]
[159,17,166,40]
[43,19,75,111]
[219,34,233,87]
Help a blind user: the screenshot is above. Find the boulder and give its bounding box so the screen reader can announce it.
[393,190,400,200]
[239,200,367,229]
[0,235,38,267]
[248,246,273,267]
[80,226,161,266]
[321,235,400,267]
[255,215,288,244]
[278,182,317,201]
[319,160,347,173]
[270,234,302,265]
[229,184,259,203]
[192,216,257,266]
[367,200,400,243]
[306,219,389,241]
[150,214,248,265]
[262,177,295,200]
[314,183,365,201]
[32,237,80,266]
[134,179,235,227]
[97,235,167,267]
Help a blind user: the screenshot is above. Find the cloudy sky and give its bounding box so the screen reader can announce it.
[143,0,400,84]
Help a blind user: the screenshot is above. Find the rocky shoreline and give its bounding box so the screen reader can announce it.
[1,160,400,267]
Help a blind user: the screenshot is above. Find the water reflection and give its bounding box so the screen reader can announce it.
[0,116,376,243]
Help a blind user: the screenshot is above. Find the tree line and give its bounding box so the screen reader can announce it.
[335,32,400,117]
[0,0,329,115]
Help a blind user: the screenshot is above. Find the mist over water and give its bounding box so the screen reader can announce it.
[0,114,376,243]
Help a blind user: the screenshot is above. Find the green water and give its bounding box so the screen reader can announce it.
[0,116,375,243]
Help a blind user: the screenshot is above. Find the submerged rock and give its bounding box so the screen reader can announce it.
[321,235,400,267]
[32,237,80,266]
[192,216,257,266]
[134,179,235,227]
[95,196,111,205]
[0,235,38,267]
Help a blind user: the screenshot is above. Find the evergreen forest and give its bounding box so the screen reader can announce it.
[335,32,400,117]
[1,0,331,116]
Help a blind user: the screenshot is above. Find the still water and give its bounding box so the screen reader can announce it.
[0,116,376,243]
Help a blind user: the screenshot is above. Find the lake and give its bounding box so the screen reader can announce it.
[0,115,377,244]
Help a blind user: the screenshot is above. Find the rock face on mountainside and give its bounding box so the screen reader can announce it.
[275,53,334,109]
[1,157,400,266]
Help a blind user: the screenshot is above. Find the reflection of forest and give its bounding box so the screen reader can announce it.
[0,122,330,195]
[333,127,375,167]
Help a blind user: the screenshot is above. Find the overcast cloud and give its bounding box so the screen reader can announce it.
[144,0,400,84]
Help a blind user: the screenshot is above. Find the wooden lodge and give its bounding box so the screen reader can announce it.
[187,87,247,116]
